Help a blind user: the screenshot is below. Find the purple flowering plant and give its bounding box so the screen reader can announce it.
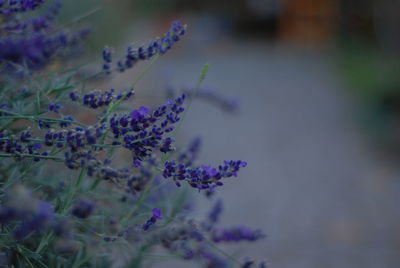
[0,1,265,267]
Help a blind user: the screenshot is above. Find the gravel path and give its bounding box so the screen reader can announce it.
[125,32,400,267]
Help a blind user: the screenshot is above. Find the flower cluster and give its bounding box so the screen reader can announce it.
[0,3,266,265]
[0,0,89,75]
[142,208,162,230]
[1,0,61,32]
[0,0,45,16]
[101,46,112,74]
[43,125,105,149]
[163,160,247,189]
[0,130,48,161]
[110,94,186,163]
[1,94,187,190]
[208,199,223,225]
[0,69,260,268]
[69,88,135,109]
[136,211,264,267]
[102,21,186,73]
[71,199,95,219]
[0,186,54,240]
[13,201,53,240]
[48,102,62,113]
[0,28,90,74]
[211,226,264,243]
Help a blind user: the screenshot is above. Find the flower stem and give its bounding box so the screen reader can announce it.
[0,153,63,161]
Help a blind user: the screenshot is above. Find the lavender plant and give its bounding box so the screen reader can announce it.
[0,1,265,267]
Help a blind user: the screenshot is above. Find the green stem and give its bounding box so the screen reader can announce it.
[0,137,120,149]
[0,109,86,127]
[52,6,102,33]
[89,177,102,191]
[75,167,86,188]
[0,153,63,161]
[35,232,54,254]
[0,138,43,142]
[60,168,86,214]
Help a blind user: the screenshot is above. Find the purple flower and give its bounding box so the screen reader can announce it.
[208,199,223,224]
[72,200,95,219]
[162,160,247,190]
[152,208,162,219]
[132,159,142,168]
[102,46,112,63]
[201,165,218,176]
[13,201,54,240]
[130,106,150,120]
[19,128,32,142]
[103,21,187,74]
[70,88,134,109]
[103,236,117,242]
[0,130,46,158]
[200,249,228,268]
[160,137,175,153]
[69,91,79,101]
[59,115,74,128]
[0,0,45,16]
[143,208,162,230]
[38,119,51,129]
[1,0,62,32]
[109,94,186,166]
[0,1,90,76]
[0,187,54,239]
[0,206,18,224]
[241,258,267,268]
[48,103,62,113]
[102,46,113,73]
[0,30,89,74]
[211,226,264,243]
[168,86,239,113]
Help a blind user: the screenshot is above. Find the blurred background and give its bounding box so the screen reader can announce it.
[64,0,400,267]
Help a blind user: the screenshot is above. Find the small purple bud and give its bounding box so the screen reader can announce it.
[152,208,162,219]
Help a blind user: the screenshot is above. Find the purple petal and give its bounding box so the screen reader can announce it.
[152,208,162,219]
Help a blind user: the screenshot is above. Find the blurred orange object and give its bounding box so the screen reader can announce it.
[279,0,337,47]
